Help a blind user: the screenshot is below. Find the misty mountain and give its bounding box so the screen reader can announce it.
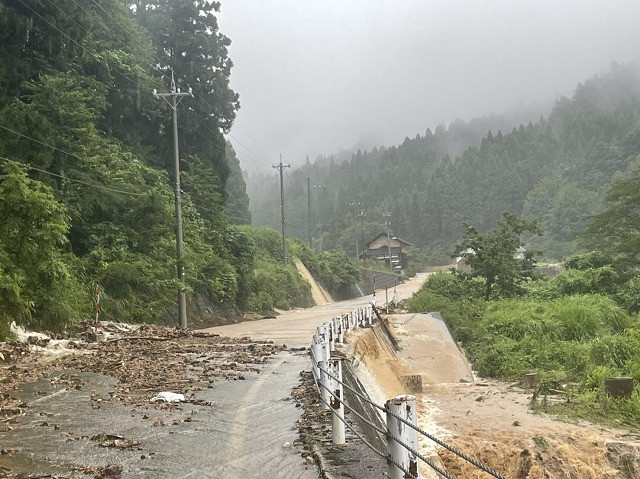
[247,63,640,262]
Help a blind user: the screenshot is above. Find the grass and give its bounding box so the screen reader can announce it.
[407,272,640,429]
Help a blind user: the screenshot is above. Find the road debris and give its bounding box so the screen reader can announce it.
[0,323,286,476]
[150,392,185,403]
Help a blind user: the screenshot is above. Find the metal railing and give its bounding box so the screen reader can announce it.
[308,306,507,479]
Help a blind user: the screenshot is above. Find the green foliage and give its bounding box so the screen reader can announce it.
[315,250,361,300]
[245,258,312,314]
[409,268,640,427]
[224,142,251,225]
[549,266,619,296]
[407,273,486,343]
[454,212,541,300]
[564,251,613,270]
[239,226,284,262]
[249,64,640,267]
[0,2,322,329]
[0,163,87,334]
[522,176,599,260]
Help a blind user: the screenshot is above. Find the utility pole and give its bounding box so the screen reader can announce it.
[154,71,192,329]
[383,211,392,270]
[312,183,327,252]
[357,210,366,266]
[273,155,290,265]
[307,177,312,248]
[349,201,361,259]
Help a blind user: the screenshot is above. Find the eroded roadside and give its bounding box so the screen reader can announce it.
[345,312,640,479]
[291,369,387,479]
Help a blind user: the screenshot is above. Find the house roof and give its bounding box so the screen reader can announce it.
[364,232,413,248]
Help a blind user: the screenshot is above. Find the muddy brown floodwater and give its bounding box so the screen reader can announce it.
[348,311,640,479]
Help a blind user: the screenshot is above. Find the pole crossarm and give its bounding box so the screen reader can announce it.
[273,156,291,265]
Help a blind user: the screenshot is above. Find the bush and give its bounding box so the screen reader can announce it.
[316,250,360,300]
[407,288,485,344]
[245,258,313,314]
[564,251,613,270]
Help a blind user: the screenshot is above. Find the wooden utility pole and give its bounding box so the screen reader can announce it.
[357,210,366,266]
[154,71,192,329]
[349,201,361,259]
[273,155,290,265]
[383,211,392,270]
[307,177,312,248]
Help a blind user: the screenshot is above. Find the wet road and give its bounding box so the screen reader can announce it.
[1,353,316,479]
[1,274,426,478]
[204,273,428,347]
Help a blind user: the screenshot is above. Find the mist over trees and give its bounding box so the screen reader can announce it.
[248,64,640,263]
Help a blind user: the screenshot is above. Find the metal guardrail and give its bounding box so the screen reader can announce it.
[308,306,507,479]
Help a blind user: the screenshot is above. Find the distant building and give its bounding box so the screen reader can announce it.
[454,248,475,273]
[454,246,528,273]
[362,233,411,270]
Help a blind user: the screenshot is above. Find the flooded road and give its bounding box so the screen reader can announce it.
[1,275,427,478]
[1,353,316,478]
[204,273,428,347]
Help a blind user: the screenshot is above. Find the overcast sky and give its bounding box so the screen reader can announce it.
[217,0,640,171]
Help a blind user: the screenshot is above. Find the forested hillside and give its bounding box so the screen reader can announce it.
[0,0,276,334]
[249,64,640,263]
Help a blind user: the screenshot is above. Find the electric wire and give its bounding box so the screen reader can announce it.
[15,0,141,89]
[0,156,143,197]
[21,0,272,174]
[227,133,270,164]
[41,0,85,32]
[67,0,171,90]
[0,125,253,223]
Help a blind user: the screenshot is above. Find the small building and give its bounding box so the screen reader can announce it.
[362,233,411,270]
[454,248,475,273]
[454,246,528,273]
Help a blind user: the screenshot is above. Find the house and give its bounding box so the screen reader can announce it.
[454,246,528,273]
[454,248,475,273]
[362,233,412,270]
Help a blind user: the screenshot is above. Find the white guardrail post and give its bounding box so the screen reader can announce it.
[386,395,420,479]
[329,356,346,445]
[319,326,332,410]
[329,321,336,352]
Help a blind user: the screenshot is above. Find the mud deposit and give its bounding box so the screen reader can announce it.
[0,325,296,478]
[347,313,640,478]
[428,381,640,479]
[292,370,386,478]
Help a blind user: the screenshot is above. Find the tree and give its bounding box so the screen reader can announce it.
[454,212,541,300]
[582,172,640,268]
[0,162,85,334]
[134,0,239,185]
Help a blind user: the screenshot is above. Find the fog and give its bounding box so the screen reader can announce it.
[217,0,640,170]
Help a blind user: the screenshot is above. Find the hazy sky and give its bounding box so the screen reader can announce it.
[217,0,640,171]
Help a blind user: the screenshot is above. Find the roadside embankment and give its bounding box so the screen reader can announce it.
[295,259,334,305]
[340,312,640,479]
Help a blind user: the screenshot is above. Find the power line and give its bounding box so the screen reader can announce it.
[227,133,270,164]
[59,0,271,172]
[7,2,254,229]
[15,0,140,88]
[0,156,142,197]
[0,123,253,224]
[42,0,84,32]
